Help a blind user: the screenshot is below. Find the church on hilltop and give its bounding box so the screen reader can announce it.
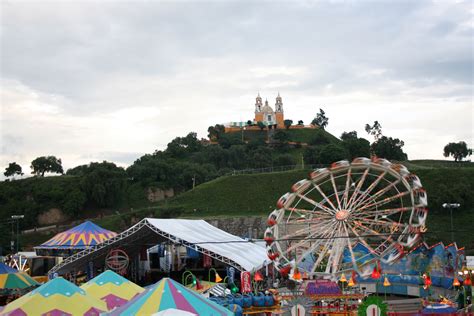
[223,93,315,133]
[225,93,291,131]
[254,92,285,129]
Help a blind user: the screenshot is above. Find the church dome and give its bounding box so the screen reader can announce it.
[262,100,274,113]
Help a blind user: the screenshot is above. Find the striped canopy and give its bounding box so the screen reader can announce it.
[0,277,107,316]
[0,263,17,274]
[0,272,39,291]
[110,278,233,316]
[35,221,117,255]
[81,270,144,310]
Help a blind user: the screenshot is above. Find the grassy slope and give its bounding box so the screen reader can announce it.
[166,166,474,254]
[19,160,474,255]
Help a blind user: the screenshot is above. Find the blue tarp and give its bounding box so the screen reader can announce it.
[422,303,457,314]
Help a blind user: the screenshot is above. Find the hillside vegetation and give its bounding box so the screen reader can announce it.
[166,166,474,252]
[90,165,474,255]
[3,125,473,254]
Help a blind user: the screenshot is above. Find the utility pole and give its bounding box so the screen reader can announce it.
[11,215,24,254]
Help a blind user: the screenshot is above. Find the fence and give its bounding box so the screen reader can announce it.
[225,164,328,176]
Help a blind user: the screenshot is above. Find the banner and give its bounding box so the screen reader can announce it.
[241,271,252,293]
[203,254,212,268]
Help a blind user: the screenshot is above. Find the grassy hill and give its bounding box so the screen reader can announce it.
[18,162,474,255]
[164,165,474,254]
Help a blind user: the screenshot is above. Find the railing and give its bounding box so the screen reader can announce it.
[225,164,328,176]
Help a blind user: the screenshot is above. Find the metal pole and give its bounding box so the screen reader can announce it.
[450,207,454,242]
[11,220,14,253]
[16,219,19,253]
[443,203,459,242]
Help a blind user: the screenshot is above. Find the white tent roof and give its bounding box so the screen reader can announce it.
[146,218,268,271]
[49,218,268,275]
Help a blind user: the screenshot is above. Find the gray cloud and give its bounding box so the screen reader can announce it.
[1,0,472,174]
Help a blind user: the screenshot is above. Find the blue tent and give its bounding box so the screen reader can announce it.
[35,221,117,256]
[0,262,17,274]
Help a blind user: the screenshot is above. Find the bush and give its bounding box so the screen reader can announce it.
[273,154,296,167]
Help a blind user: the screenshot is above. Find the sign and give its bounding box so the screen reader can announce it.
[203,255,212,268]
[466,256,474,269]
[241,271,252,293]
[227,266,235,283]
[105,249,129,274]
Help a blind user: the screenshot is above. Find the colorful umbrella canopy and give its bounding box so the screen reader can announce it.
[110,278,234,316]
[0,272,38,291]
[81,270,144,310]
[0,277,107,316]
[35,221,117,256]
[153,309,197,316]
[0,263,17,274]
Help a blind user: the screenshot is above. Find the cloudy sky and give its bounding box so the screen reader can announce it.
[1,0,472,176]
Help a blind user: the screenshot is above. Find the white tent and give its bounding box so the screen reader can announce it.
[146,218,268,271]
[49,218,268,275]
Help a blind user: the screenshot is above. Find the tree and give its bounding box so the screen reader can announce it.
[318,144,350,164]
[371,136,408,161]
[340,131,358,141]
[273,130,289,143]
[303,147,320,165]
[298,120,304,125]
[304,144,349,165]
[207,124,225,140]
[342,138,371,159]
[30,156,64,176]
[284,119,293,130]
[273,154,295,167]
[4,162,23,178]
[443,141,472,162]
[166,132,202,158]
[251,147,272,168]
[69,161,127,207]
[365,121,383,141]
[257,121,266,130]
[311,108,329,129]
[309,130,331,146]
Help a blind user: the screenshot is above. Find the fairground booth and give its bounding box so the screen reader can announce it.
[35,221,117,257]
[47,218,269,289]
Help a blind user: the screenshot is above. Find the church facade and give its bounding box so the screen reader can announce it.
[224,92,312,133]
[254,93,285,128]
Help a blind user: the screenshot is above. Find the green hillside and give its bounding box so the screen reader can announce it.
[164,166,474,254]
[16,163,474,255]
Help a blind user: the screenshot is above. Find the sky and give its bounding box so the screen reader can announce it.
[1,0,473,177]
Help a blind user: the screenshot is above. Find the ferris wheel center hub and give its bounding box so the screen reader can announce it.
[335,210,349,221]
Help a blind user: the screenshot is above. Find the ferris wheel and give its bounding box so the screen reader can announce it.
[264,157,428,277]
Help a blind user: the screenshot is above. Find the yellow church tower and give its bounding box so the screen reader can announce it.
[254,93,264,122]
[275,92,284,128]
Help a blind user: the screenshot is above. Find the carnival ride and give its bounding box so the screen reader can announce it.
[265,157,428,277]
